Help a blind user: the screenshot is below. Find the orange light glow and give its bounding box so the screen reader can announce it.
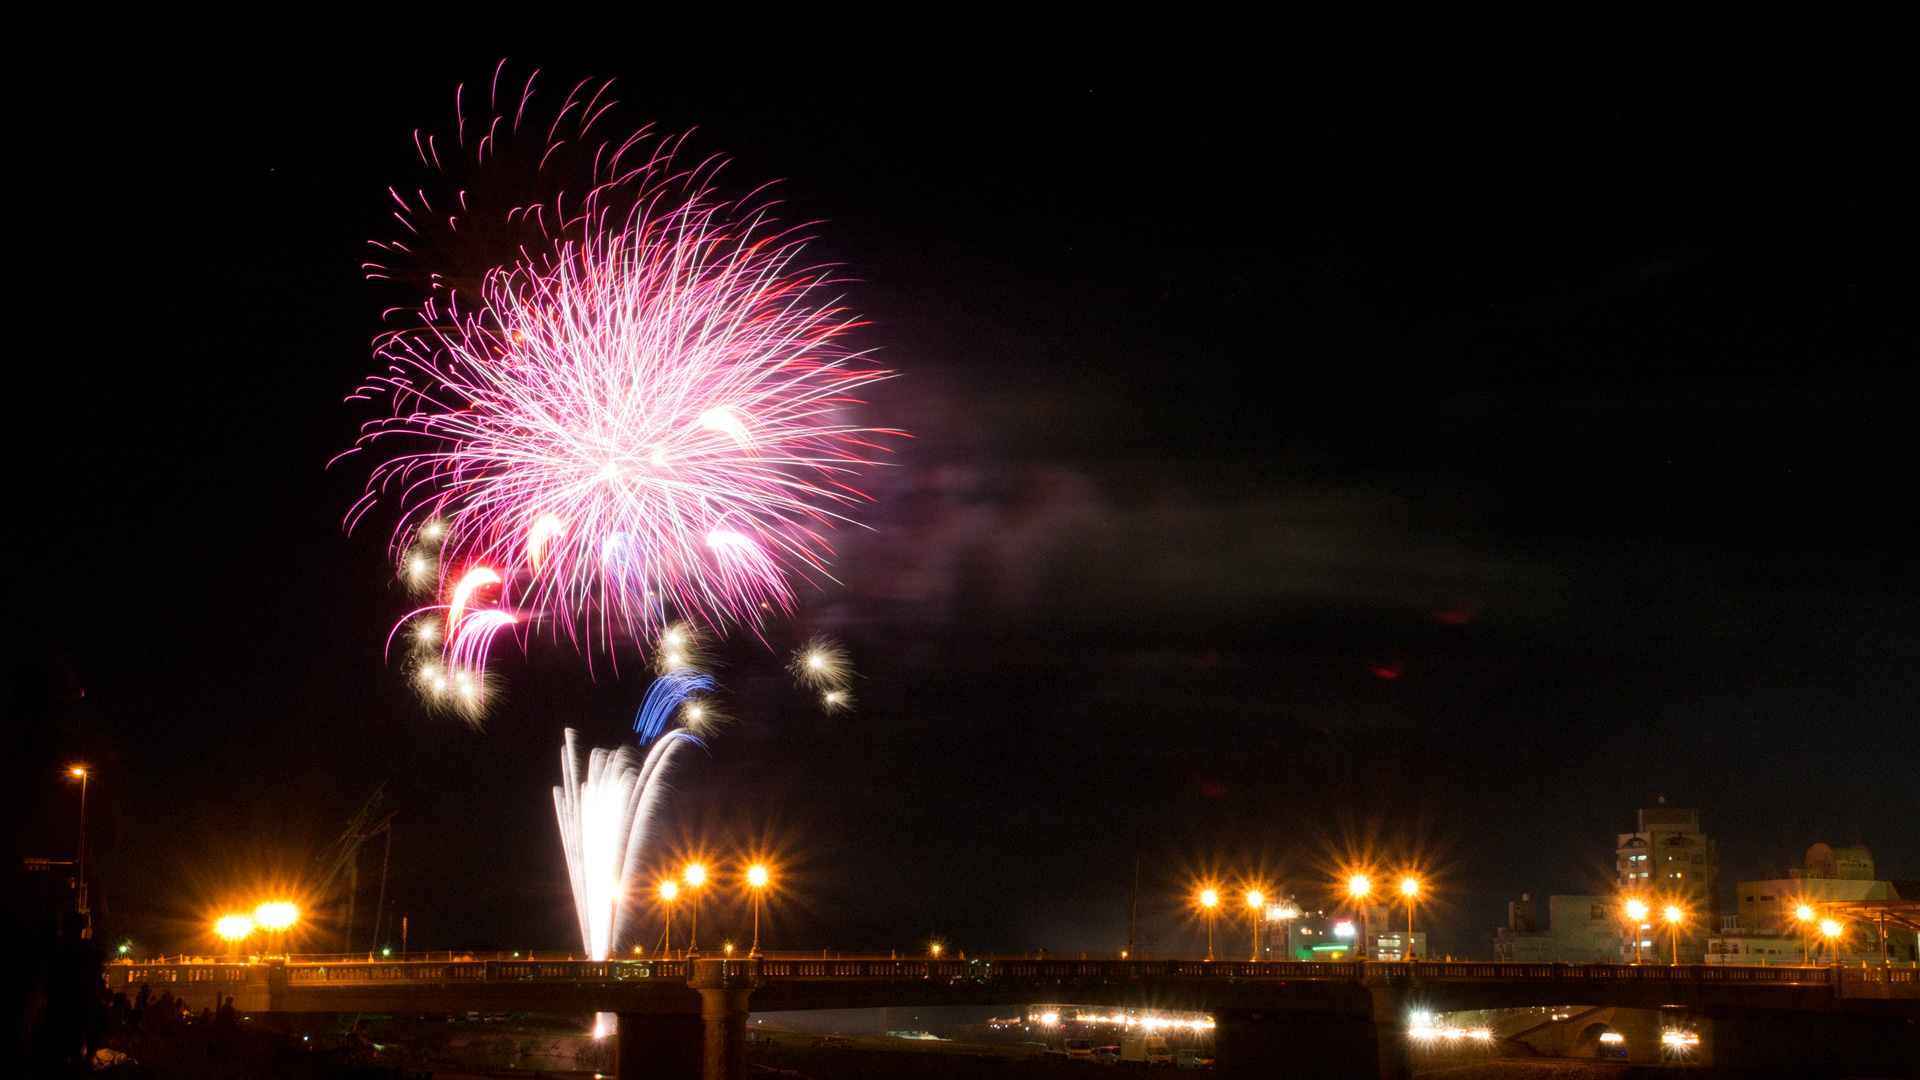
[658,880,680,902]
[252,902,299,931]
[215,914,255,941]
[1347,875,1372,899]
[1199,889,1219,909]
[1246,890,1264,909]
[1400,876,1420,897]
[746,864,770,889]
[683,863,707,888]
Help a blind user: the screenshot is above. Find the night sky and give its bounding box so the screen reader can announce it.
[10,21,1914,962]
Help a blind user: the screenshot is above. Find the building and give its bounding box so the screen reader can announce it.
[1706,844,1919,965]
[1494,894,1624,962]
[1615,804,1718,963]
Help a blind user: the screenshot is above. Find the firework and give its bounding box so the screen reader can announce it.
[348,74,897,712]
[789,635,856,712]
[553,726,700,962]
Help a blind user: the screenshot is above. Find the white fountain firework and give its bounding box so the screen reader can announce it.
[552,727,699,962]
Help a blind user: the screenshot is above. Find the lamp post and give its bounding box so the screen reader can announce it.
[1347,875,1372,961]
[71,767,91,939]
[1820,919,1844,967]
[1399,877,1421,959]
[1245,891,1264,961]
[253,902,299,958]
[1199,889,1219,961]
[1663,905,1685,966]
[745,864,770,957]
[1624,899,1650,964]
[683,862,707,957]
[216,914,255,959]
[658,880,680,957]
[1794,904,1815,965]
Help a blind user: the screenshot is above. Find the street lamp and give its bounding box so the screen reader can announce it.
[1789,899,1820,957]
[70,767,91,940]
[216,914,255,958]
[1199,889,1219,961]
[253,902,299,958]
[658,880,680,957]
[1663,904,1685,966]
[930,942,943,959]
[1623,898,1650,964]
[1347,875,1372,961]
[745,864,770,957]
[1399,877,1421,959]
[683,862,707,956]
[1245,891,1264,961]
[1820,919,1845,967]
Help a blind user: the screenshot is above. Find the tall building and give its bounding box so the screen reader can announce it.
[1615,803,1719,963]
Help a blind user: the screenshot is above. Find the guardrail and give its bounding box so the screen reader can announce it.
[112,957,1858,987]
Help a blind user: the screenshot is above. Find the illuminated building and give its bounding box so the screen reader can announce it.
[1615,804,1718,962]
[1705,844,1918,965]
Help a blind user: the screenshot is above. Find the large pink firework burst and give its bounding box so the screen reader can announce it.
[345,73,895,714]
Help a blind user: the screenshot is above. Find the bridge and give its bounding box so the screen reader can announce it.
[110,955,1919,1078]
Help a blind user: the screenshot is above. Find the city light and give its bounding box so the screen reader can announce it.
[215,914,255,941]
[1624,898,1649,921]
[1399,877,1420,897]
[1795,904,1816,923]
[1663,904,1684,924]
[658,880,680,902]
[930,943,943,958]
[1347,875,1372,899]
[1246,890,1264,908]
[1199,889,1219,908]
[1663,1029,1700,1048]
[71,767,87,777]
[747,864,770,888]
[253,902,299,931]
[684,863,707,888]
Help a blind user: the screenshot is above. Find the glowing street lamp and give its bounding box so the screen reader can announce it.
[930,942,943,958]
[70,767,91,940]
[216,913,255,958]
[1623,898,1650,964]
[253,902,299,957]
[658,879,680,957]
[1199,889,1220,961]
[1399,877,1422,958]
[683,862,708,956]
[1663,904,1686,966]
[745,864,771,957]
[1820,919,1845,967]
[1245,891,1265,961]
[1347,875,1372,961]
[1794,904,1817,965]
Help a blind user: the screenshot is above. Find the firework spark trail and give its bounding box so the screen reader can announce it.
[553,726,701,962]
[347,76,899,710]
[631,669,714,742]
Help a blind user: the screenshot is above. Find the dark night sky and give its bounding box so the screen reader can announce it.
[10,18,1915,961]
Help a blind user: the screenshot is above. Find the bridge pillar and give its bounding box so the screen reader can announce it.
[696,986,753,1080]
[688,957,760,1080]
[615,1012,703,1080]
